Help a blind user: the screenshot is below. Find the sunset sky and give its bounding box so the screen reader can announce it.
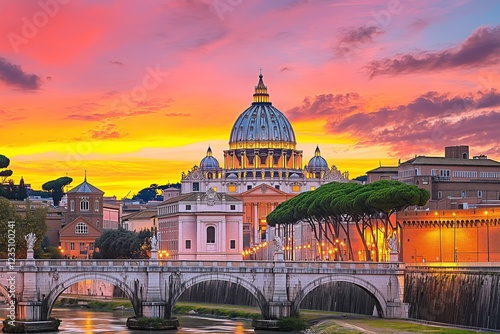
[1,0,500,197]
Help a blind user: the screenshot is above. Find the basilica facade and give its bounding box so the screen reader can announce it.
[178,75,349,252]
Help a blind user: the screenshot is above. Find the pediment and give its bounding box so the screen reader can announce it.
[241,184,287,196]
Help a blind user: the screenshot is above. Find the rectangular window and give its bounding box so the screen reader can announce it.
[186,205,191,210]
[437,191,442,199]
[275,185,280,190]
[89,242,94,250]
[185,240,191,249]
[431,169,438,176]
[230,240,236,249]
[461,191,466,198]
[70,242,75,250]
[230,205,236,211]
[80,242,85,251]
[193,182,199,191]
[478,190,483,198]
[70,200,75,212]
[292,185,300,192]
[247,185,252,191]
[95,200,99,211]
[228,185,237,192]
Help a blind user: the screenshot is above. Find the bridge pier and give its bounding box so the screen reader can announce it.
[268,251,291,319]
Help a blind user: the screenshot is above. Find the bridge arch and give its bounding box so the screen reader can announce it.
[170,273,269,318]
[43,273,141,320]
[292,275,387,318]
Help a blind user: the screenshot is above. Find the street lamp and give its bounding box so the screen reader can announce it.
[485,211,490,262]
[435,211,442,262]
[453,212,457,262]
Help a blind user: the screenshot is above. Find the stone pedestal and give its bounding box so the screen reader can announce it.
[25,250,35,267]
[274,251,284,262]
[268,301,291,319]
[16,301,43,321]
[390,251,399,262]
[150,249,158,266]
[142,301,167,318]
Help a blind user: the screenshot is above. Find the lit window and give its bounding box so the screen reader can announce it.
[310,186,316,191]
[292,184,300,192]
[95,200,99,211]
[75,222,88,234]
[228,184,237,192]
[207,226,215,243]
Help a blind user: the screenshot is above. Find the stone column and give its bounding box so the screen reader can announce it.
[268,248,291,319]
[142,266,166,318]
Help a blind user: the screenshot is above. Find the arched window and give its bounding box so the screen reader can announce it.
[80,197,89,211]
[75,222,88,234]
[70,200,75,212]
[206,226,215,243]
[94,199,99,211]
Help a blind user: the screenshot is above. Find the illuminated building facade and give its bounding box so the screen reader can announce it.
[180,75,349,250]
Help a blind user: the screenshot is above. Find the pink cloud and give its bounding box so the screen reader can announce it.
[366,25,500,77]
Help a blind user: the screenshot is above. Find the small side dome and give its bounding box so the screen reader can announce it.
[307,146,328,172]
[289,173,300,179]
[227,173,238,179]
[200,146,220,171]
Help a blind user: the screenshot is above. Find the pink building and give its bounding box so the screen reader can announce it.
[157,188,243,260]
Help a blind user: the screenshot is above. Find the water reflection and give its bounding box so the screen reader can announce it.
[0,308,293,334]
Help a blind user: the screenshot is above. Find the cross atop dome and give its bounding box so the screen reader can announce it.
[253,70,270,104]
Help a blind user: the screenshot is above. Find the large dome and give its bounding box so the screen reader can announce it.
[229,75,296,150]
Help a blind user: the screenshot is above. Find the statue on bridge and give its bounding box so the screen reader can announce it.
[25,232,37,251]
[151,234,160,251]
[273,235,283,253]
[387,231,398,253]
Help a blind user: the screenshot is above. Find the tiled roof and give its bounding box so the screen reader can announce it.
[366,166,399,173]
[67,180,104,194]
[400,156,500,167]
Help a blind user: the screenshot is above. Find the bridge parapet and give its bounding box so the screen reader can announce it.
[405,262,500,273]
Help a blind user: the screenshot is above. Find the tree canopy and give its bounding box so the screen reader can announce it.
[267,180,430,261]
[42,176,73,206]
[0,154,13,184]
[0,197,48,259]
[92,228,154,259]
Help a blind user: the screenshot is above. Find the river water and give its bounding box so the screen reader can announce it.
[0,308,297,333]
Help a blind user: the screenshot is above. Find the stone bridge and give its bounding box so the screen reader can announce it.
[1,252,408,325]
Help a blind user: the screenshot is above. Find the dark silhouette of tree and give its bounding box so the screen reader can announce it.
[0,154,13,185]
[93,228,154,259]
[0,197,48,259]
[42,176,73,206]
